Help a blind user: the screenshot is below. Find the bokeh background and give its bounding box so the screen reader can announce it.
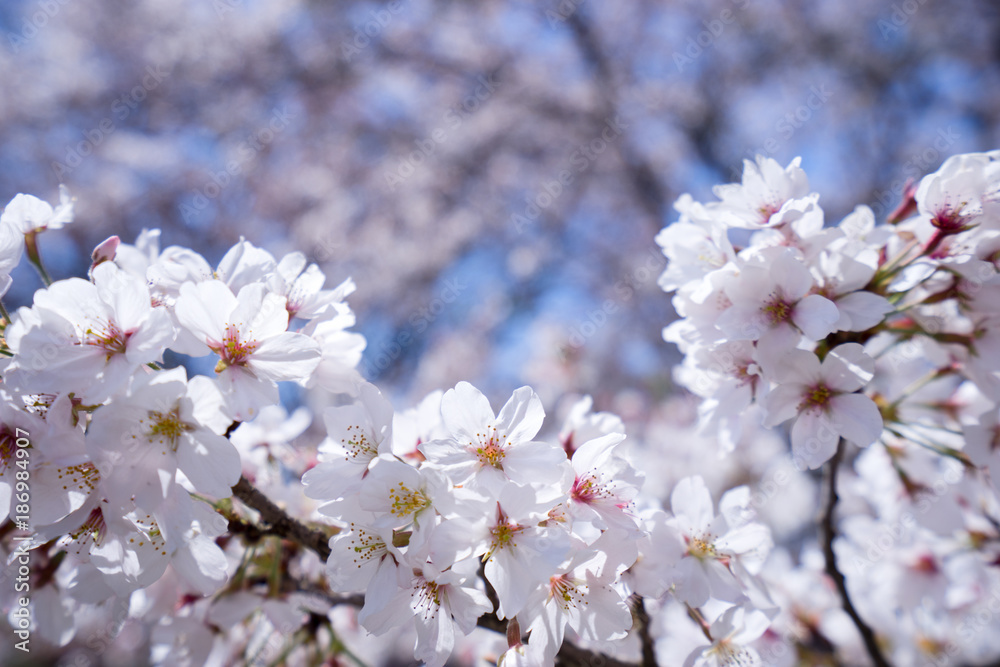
[2,0,1000,665]
[2,0,999,418]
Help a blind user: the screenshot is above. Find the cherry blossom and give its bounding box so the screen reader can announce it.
[716,247,840,346]
[710,156,810,229]
[174,280,321,419]
[683,603,771,667]
[85,367,240,513]
[761,343,883,468]
[5,262,175,403]
[665,476,773,608]
[419,382,571,497]
[1,186,74,234]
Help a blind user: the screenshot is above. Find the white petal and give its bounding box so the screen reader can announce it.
[441,382,496,444]
[790,411,839,469]
[495,386,544,444]
[822,343,875,392]
[173,538,229,595]
[836,291,894,332]
[772,250,812,301]
[792,294,839,340]
[177,431,241,498]
[761,384,804,428]
[670,476,714,534]
[250,332,321,381]
[175,281,234,346]
[502,441,569,487]
[830,393,883,447]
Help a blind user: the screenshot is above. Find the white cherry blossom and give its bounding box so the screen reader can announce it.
[761,343,883,468]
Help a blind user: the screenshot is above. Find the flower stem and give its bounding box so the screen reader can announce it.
[821,442,891,667]
[24,231,52,286]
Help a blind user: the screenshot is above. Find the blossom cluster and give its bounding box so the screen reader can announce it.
[658,152,1000,665]
[0,194,365,654]
[299,373,780,665]
[0,186,779,666]
[4,150,1000,666]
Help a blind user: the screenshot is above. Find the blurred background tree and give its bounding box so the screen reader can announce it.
[1,0,998,426]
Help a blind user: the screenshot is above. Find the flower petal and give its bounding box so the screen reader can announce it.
[792,294,839,340]
[830,393,883,447]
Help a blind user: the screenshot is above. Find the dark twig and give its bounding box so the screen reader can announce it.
[821,443,891,667]
[231,475,332,561]
[556,640,637,667]
[632,595,658,667]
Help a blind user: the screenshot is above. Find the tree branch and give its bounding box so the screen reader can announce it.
[821,443,891,667]
[231,475,332,561]
[632,595,657,667]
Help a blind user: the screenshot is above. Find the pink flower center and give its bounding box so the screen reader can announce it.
[931,201,972,234]
[69,506,108,554]
[487,520,524,557]
[413,579,443,620]
[800,383,832,411]
[735,364,759,390]
[473,425,507,468]
[912,553,939,574]
[762,295,792,325]
[571,472,611,505]
[686,532,719,560]
[213,323,258,371]
[346,526,387,566]
[85,320,132,360]
[757,201,782,224]
[548,574,587,610]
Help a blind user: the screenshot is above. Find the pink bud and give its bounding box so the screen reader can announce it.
[887,179,918,224]
[91,235,120,266]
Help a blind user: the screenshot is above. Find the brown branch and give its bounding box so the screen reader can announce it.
[821,443,891,667]
[632,595,658,667]
[556,640,637,667]
[231,475,332,561]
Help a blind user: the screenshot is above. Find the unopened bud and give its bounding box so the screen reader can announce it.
[887,179,918,224]
[91,235,120,267]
